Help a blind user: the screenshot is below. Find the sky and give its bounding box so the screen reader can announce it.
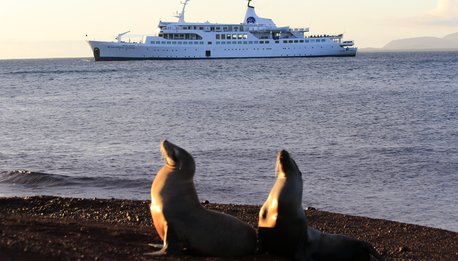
[0,0,457,59]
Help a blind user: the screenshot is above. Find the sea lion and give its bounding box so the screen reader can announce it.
[148,140,257,257]
[258,150,308,259]
[258,150,384,261]
[306,227,385,261]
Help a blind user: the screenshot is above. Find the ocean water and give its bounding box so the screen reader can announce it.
[0,52,457,232]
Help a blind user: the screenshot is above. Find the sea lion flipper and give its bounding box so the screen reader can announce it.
[161,225,184,255]
[145,226,183,256]
[294,232,313,261]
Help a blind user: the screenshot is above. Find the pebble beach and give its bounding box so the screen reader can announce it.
[1,196,457,260]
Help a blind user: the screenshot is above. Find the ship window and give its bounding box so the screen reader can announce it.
[232,41,237,44]
[237,34,242,39]
[208,42,212,45]
[289,40,293,43]
[305,40,309,43]
[184,42,188,45]
[232,34,237,39]
[167,41,171,44]
[151,41,154,44]
[243,41,247,44]
[216,42,220,45]
[216,27,221,31]
[237,41,242,44]
[283,40,288,43]
[294,40,299,43]
[221,42,226,45]
[244,34,248,39]
[227,41,231,45]
[265,41,270,44]
[221,34,226,40]
[254,41,259,44]
[300,40,304,43]
[216,34,220,40]
[321,39,326,42]
[173,41,177,44]
[249,41,253,44]
[156,41,161,44]
[275,41,279,44]
[161,41,166,44]
[227,34,232,39]
[260,41,264,44]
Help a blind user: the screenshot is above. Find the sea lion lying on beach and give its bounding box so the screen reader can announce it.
[259,150,384,261]
[147,140,257,257]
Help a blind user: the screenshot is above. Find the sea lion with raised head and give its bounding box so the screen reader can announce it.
[259,150,384,261]
[147,140,257,257]
[258,150,308,259]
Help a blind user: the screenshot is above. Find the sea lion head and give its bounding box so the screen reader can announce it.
[276,150,302,178]
[160,140,196,175]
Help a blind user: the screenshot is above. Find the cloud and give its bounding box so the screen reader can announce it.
[425,0,458,26]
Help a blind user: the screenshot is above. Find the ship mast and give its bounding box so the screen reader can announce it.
[175,0,190,23]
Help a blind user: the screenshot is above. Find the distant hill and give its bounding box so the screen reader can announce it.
[383,32,458,50]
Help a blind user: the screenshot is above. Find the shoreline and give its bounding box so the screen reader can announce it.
[1,196,457,260]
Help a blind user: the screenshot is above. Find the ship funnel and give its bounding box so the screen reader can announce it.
[243,1,276,27]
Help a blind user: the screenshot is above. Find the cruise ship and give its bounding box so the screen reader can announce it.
[87,0,357,61]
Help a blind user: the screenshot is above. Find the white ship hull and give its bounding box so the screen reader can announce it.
[88,40,357,61]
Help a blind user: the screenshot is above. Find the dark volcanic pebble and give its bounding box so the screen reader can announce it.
[0,196,457,260]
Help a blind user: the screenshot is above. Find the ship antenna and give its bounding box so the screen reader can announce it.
[247,0,254,8]
[175,0,190,23]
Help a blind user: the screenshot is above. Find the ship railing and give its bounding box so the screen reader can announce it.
[306,34,343,39]
[247,25,277,32]
[290,28,309,32]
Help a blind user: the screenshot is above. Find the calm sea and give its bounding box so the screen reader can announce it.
[0,52,457,232]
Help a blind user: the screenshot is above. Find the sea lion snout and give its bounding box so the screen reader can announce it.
[160,140,195,173]
[277,150,301,176]
[160,140,177,167]
[279,150,290,160]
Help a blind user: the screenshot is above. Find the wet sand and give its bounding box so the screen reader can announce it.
[0,196,457,260]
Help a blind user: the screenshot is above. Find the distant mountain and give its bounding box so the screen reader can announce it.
[383,32,458,50]
[443,32,458,42]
